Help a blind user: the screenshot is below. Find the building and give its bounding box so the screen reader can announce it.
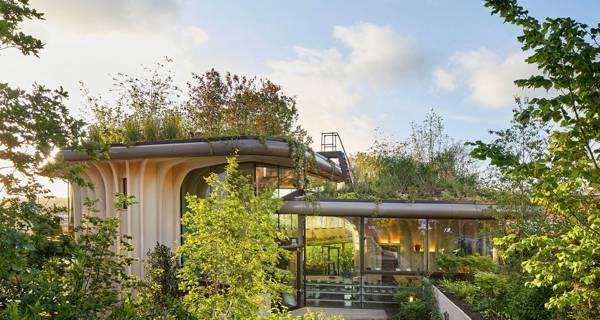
[63,135,493,310]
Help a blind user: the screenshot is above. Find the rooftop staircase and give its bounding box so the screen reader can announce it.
[318,132,353,184]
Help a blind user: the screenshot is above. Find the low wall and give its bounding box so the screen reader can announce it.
[432,285,471,320]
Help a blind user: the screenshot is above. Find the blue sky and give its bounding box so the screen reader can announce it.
[177,0,598,147]
[1,0,598,195]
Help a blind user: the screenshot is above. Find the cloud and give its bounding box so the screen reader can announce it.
[1,1,210,119]
[333,23,419,83]
[435,48,540,109]
[186,26,209,45]
[267,22,419,152]
[32,0,182,33]
[433,67,456,91]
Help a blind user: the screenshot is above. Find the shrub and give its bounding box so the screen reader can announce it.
[142,115,161,141]
[504,283,554,320]
[127,243,195,319]
[123,116,143,144]
[442,272,556,320]
[393,278,440,320]
[441,280,477,304]
[145,242,182,304]
[436,254,497,277]
[161,110,187,140]
[395,300,434,320]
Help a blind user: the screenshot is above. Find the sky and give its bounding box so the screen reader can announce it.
[1,0,599,196]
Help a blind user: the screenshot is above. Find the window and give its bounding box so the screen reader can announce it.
[427,219,493,272]
[364,218,427,273]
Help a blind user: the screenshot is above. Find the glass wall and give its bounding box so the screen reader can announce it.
[305,216,360,308]
[301,217,492,309]
[427,219,493,272]
[363,218,427,307]
[277,214,300,308]
[364,218,427,273]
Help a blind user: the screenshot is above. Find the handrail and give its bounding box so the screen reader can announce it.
[320,132,354,182]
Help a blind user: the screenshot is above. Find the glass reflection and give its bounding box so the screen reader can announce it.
[256,165,279,193]
[427,219,492,271]
[364,218,426,273]
[278,214,300,308]
[305,216,360,307]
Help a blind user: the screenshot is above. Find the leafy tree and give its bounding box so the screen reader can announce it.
[186,69,298,138]
[1,3,136,318]
[472,101,555,248]
[2,197,137,319]
[0,0,43,55]
[177,156,292,319]
[472,0,600,318]
[1,0,100,311]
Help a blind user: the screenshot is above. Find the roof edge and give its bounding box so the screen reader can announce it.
[278,200,496,219]
[60,137,344,182]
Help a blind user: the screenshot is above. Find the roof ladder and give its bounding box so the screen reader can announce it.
[318,132,353,183]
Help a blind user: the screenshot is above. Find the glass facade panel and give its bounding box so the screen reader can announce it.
[256,165,279,193]
[305,216,360,308]
[364,218,427,273]
[278,167,297,198]
[278,214,299,241]
[427,219,492,272]
[278,215,300,308]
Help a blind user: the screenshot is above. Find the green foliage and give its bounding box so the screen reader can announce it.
[334,110,484,201]
[145,243,182,305]
[504,283,554,320]
[441,280,477,304]
[1,3,129,318]
[85,60,189,146]
[0,0,44,56]
[0,198,71,306]
[85,65,304,146]
[443,272,555,320]
[1,199,137,319]
[436,254,497,277]
[186,69,298,138]
[130,243,194,320]
[84,63,316,184]
[473,1,600,317]
[393,278,440,320]
[177,156,292,319]
[0,82,99,196]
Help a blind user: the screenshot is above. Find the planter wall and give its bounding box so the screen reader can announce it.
[432,285,472,320]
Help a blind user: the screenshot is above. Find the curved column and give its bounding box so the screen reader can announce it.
[83,165,105,218]
[91,162,116,218]
[138,159,148,277]
[156,158,188,248]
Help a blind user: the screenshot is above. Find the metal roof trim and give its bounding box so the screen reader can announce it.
[278,200,495,219]
[60,137,344,181]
